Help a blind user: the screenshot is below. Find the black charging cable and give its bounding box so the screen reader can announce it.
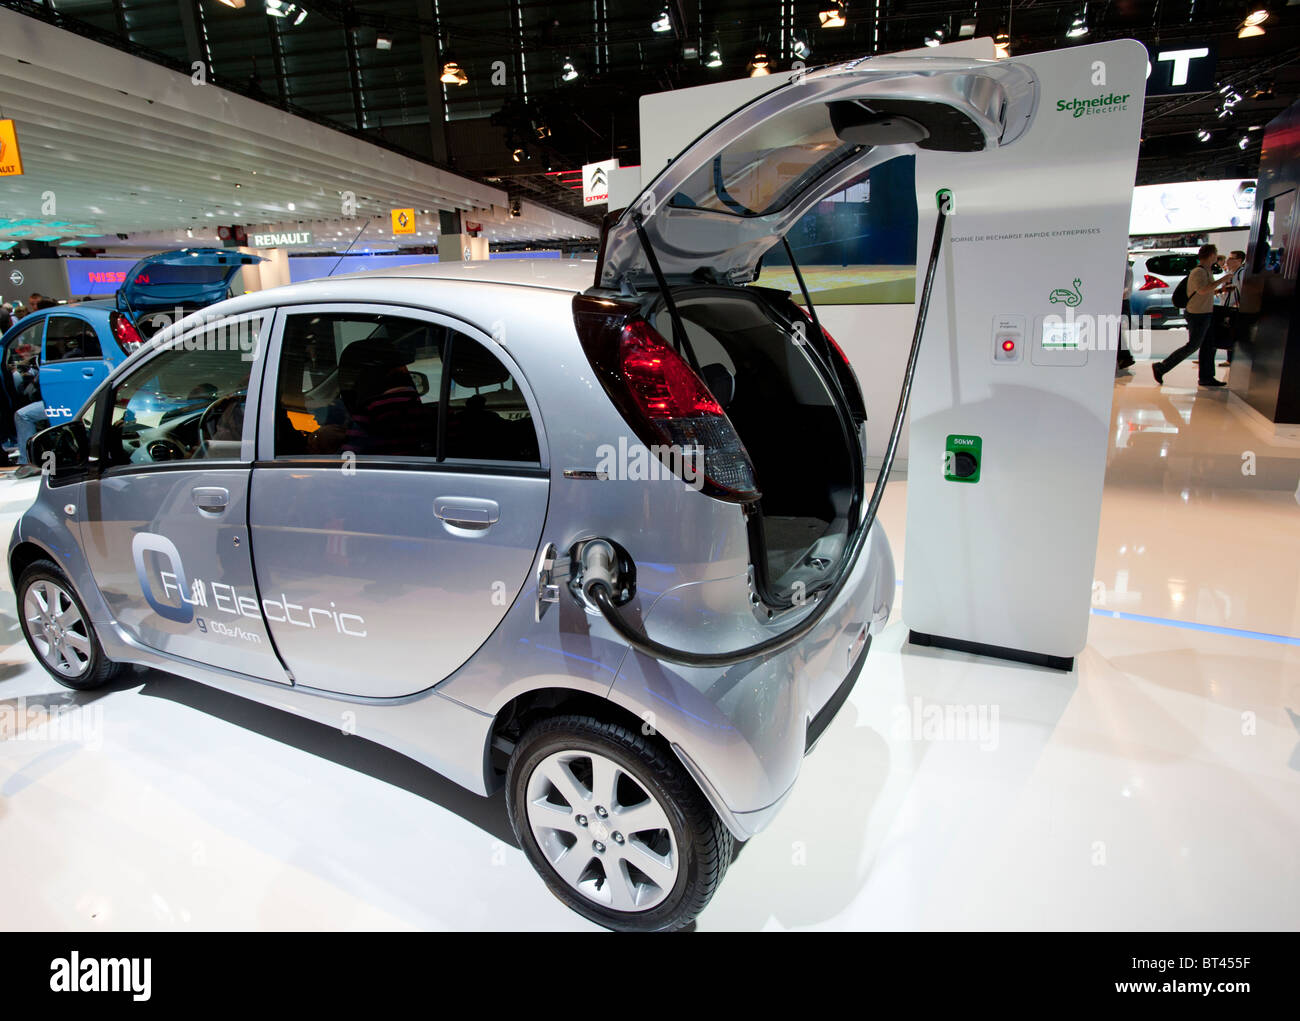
[583,195,952,667]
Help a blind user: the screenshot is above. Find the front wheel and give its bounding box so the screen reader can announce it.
[506,714,734,931]
[17,559,121,690]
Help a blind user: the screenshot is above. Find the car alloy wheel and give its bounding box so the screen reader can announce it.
[24,578,93,678]
[524,748,680,912]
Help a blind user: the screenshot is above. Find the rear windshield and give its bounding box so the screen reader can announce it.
[668,103,864,217]
[1145,254,1198,276]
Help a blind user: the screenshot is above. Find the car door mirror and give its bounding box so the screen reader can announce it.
[27,420,89,479]
[409,370,431,397]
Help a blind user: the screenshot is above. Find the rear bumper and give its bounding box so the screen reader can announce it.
[606,521,893,840]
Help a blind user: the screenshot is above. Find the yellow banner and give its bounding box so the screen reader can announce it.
[390,208,415,235]
[0,120,23,177]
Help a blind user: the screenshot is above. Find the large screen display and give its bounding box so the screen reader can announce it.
[1129,178,1256,235]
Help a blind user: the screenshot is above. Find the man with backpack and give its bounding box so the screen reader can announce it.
[1153,244,1225,388]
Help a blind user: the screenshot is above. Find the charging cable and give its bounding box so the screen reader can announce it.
[581,192,952,667]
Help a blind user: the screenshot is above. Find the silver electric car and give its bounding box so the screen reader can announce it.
[11,55,1036,930]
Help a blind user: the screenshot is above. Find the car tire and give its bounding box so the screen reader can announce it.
[17,559,121,691]
[506,713,734,931]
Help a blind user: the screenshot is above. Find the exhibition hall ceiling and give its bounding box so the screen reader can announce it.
[1,0,1297,237]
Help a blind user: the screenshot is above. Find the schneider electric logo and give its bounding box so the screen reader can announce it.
[1056,92,1130,118]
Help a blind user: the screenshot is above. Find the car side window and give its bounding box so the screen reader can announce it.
[44,315,103,361]
[101,319,260,468]
[274,311,539,465]
[275,311,443,459]
[444,335,540,464]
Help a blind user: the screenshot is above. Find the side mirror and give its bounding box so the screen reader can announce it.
[27,421,89,480]
[409,370,431,397]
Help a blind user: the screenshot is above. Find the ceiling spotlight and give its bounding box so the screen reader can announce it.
[651,9,672,33]
[705,40,723,67]
[440,60,468,85]
[376,35,392,51]
[994,31,1011,59]
[1197,128,1211,142]
[924,28,945,47]
[1238,135,1249,150]
[819,2,847,28]
[1238,22,1265,38]
[216,0,246,8]
[958,19,977,37]
[1243,9,1269,26]
[511,147,526,163]
[1066,14,1089,39]
[749,50,771,77]
[560,57,578,81]
[792,37,810,60]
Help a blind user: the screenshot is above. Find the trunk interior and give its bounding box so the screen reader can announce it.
[652,287,860,607]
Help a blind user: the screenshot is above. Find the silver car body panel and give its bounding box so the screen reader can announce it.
[10,261,895,841]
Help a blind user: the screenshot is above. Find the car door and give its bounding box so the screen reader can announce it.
[2,316,46,416]
[248,304,549,698]
[79,311,289,682]
[40,313,110,424]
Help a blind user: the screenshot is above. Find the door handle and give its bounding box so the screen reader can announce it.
[82,368,96,378]
[192,486,229,512]
[433,496,499,531]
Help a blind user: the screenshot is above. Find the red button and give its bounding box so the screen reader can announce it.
[1002,339,1016,352]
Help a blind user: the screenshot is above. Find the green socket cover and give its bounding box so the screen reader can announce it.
[945,434,981,483]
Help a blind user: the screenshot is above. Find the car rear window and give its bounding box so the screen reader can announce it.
[668,103,864,217]
[1145,254,1197,276]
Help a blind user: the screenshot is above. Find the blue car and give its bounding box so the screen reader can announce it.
[0,249,263,430]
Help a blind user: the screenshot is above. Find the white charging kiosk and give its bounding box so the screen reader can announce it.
[903,40,1146,669]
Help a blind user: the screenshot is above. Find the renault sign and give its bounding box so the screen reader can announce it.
[250,230,314,247]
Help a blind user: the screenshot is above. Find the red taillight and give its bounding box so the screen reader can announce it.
[572,295,759,503]
[620,320,723,418]
[110,311,144,352]
[1138,274,1168,291]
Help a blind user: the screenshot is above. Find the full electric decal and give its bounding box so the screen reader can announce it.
[132,532,367,639]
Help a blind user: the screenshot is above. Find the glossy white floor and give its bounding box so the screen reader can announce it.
[1,356,1297,931]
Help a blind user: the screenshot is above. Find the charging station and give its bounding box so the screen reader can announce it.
[903,40,1146,669]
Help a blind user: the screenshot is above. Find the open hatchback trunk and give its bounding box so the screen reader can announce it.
[116,248,266,337]
[580,54,1040,609]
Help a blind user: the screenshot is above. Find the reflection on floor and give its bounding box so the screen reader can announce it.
[0,357,1297,931]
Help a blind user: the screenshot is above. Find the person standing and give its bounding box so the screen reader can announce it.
[1153,244,1225,387]
[1215,250,1245,367]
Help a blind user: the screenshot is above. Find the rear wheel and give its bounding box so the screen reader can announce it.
[18,559,121,690]
[506,714,733,931]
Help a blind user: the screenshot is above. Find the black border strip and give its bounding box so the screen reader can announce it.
[909,630,1075,672]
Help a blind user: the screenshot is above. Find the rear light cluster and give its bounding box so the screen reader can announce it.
[110,311,145,353]
[573,296,759,503]
[1138,274,1169,291]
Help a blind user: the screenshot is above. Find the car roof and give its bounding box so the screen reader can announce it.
[330,257,596,293]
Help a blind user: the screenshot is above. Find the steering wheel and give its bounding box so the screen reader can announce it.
[196,390,246,460]
[145,437,187,462]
